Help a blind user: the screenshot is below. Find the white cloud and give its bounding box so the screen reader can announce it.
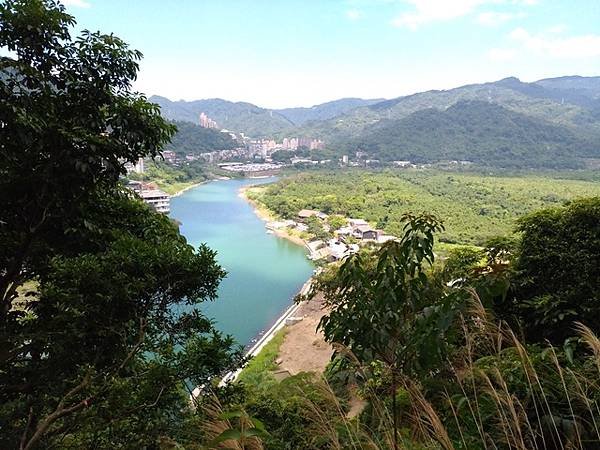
[510,27,600,58]
[547,24,567,34]
[390,0,538,30]
[346,9,362,20]
[477,11,526,26]
[60,0,91,8]
[391,0,487,30]
[486,47,517,61]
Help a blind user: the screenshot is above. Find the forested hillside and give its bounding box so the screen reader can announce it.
[296,76,600,168]
[166,120,237,155]
[299,76,600,138]
[277,97,384,125]
[152,76,600,169]
[347,101,597,168]
[149,96,293,137]
[250,169,600,244]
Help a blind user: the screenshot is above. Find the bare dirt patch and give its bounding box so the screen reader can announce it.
[276,293,332,375]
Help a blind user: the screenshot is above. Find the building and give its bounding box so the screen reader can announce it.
[162,150,178,164]
[125,157,144,174]
[348,218,369,227]
[140,188,170,214]
[298,209,320,220]
[352,225,377,240]
[199,112,218,129]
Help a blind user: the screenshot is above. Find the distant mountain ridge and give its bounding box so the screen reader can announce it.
[276,98,385,125]
[346,100,596,169]
[149,95,385,136]
[149,96,294,138]
[151,75,600,168]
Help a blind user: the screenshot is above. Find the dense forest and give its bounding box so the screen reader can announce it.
[249,169,600,244]
[166,120,237,155]
[345,101,598,168]
[3,2,600,449]
[150,96,294,138]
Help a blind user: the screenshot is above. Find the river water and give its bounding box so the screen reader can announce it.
[170,178,314,347]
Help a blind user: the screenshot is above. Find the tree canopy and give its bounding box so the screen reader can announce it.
[0,1,239,448]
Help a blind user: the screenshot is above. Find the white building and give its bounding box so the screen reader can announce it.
[140,189,170,214]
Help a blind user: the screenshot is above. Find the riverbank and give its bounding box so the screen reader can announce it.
[170,180,206,197]
[239,185,309,248]
[218,277,316,386]
[171,176,232,197]
[235,184,332,379]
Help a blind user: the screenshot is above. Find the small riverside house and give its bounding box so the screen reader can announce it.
[353,225,378,240]
[297,209,320,221]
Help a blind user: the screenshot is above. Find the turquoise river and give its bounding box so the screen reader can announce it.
[170,177,314,347]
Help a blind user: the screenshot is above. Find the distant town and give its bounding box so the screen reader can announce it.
[123,111,473,215]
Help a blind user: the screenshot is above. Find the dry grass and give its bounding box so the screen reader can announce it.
[291,298,600,450]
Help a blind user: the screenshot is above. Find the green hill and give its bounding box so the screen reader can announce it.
[149,96,293,137]
[277,97,384,125]
[166,120,237,155]
[345,100,597,168]
[301,77,600,138]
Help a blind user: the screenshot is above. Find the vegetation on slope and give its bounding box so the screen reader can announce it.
[0,3,240,448]
[249,169,600,245]
[127,160,211,194]
[224,200,600,449]
[348,101,597,168]
[166,120,237,155]
[299,76,600,141]
[150,95,293,137]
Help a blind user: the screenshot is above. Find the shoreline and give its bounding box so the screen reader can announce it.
[170,176,233,198]
[211,185,317,386]
[170,180,206,198]
[218,277,314,386]
[238,186,309,249]
[189,180,319,397]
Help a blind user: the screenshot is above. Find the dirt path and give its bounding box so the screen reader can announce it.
[276,293,332,375]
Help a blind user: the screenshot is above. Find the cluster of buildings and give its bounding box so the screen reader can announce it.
[199,112,218,129]
[248,137,325,157]
[126,181,171,215]
[266,209,397,262]
[218,162,283,174]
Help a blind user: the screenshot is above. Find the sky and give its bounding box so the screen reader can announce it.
[60,0,600,108]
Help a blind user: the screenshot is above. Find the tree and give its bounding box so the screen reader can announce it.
[312,213,466,449]
[327,214,347,231]
[510,197,600,344]
[442,245,485,281]
[0,1,240,448]
[306,215,330,241]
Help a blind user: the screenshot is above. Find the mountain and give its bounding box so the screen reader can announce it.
[276,98,385,125]
[152,75,600,169]
[149,96,293,137]
[535,75,600,99]
[298,76,600,143]
[345,100,597,169]
[166,121,237,155]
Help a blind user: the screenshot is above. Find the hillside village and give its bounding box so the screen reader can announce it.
[266,209,397,262]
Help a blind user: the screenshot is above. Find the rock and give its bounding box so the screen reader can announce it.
[285,316,303,325]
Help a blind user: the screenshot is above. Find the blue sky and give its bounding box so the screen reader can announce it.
[62,0,600,108]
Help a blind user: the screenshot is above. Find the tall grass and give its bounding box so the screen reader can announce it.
[286,299,600,450]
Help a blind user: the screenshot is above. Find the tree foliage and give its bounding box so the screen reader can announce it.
[0,2,239,448]
[510,197,600,344]
[166,120,237,155]
[252,169,600,245]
